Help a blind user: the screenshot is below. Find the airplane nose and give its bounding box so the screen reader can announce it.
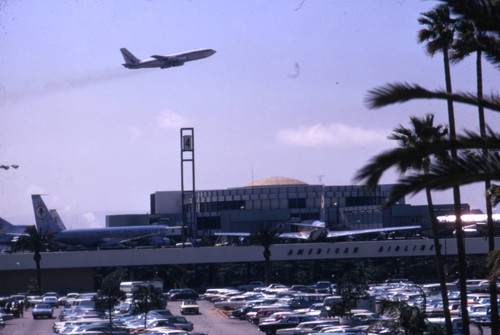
[208,49,216,56]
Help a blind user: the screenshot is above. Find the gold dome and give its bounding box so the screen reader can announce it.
[243,176,308,187]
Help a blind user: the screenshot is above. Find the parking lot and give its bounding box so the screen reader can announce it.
[0,300,260,335]
[0,282,495,335]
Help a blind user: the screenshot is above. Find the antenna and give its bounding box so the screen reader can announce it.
[318,175,326,223]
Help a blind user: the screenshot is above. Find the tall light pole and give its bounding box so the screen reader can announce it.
[180,128,196,245]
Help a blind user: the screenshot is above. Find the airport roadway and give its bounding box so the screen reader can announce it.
[1,300,260,335]
[0,301,490,335]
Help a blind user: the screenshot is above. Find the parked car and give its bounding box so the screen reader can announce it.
[258,315,316,335]
[180,300,199,315]
[42,296,59,308]
[146,316,194,331]
[168,289,199,301]
[237,281,265,292]
[32,303,54,319]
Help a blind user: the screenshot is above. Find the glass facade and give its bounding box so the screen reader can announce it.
[179,183,407,235]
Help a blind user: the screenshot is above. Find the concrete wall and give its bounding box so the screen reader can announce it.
[0,268,94,296]
[153,191,182,214]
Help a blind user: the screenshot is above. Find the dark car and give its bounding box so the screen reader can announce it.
[147,315,194,331]
[258,315,316,335]
[168,288,199,301]
[231,304,253,320]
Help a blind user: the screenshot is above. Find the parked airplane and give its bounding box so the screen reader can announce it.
[214,221,421,243]
[279,221,422,242]
[0,217,32,246]
[32,195,173,249]
[437,213,500,237]
[50,209,67,231]
[120,48,216,69]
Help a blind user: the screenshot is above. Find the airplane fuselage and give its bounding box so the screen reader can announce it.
[122,48,216,69]
[48,226,176,248]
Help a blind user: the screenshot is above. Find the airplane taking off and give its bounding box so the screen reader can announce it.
[120,48,216,69]
[32,195,172,249]
[0,217,32,246]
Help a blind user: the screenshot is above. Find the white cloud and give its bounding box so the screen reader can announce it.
[81,212,102,228]
[276,123,387,148]
[157,111,190,129]
[25,185,47,196]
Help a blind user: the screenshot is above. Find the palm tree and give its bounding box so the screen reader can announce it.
[250,225,278,285]
[388,114,452,335]
[452,17,499,334]
[368,299,433,335]
[93,272,126,328]
[488,184,500,206]
[355,129,500,335]
[375,131,500,206]
[418,6,471,332]
[132,285,164,329]
[444,0,500,66]
[11,225,46,293]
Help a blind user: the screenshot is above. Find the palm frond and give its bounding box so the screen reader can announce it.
[354,130,500,190]
[443,0,500,35]
[365,82,500,112]
[385,151,500,207]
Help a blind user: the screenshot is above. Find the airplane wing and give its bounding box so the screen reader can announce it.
[113,232,167,246]
[213,232,251,237]
[150,55,169,60]
[278,231,311,240]
[278,225,421,241]
[326,225,421,238]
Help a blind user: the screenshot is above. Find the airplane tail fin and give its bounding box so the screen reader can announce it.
[50,209,67,231]
[31,195,62,235]
[0,217,15,234]
[120,48,140,65]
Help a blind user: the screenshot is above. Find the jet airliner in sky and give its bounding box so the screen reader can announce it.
[120,48,216,69]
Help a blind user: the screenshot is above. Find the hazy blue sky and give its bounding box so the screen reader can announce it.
[1,0,499,228]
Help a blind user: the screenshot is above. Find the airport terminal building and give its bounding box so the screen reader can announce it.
[107,177,467,239]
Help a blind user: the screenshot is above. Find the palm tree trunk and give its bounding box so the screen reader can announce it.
[264,248,271,285]
[476,48,499,334]
[426,187,453,335]
[34,252,42,292]
[444,47,470,335]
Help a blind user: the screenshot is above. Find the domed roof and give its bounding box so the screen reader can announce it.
[243,176,308,188]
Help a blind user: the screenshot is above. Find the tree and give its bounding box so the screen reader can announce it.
[361,2,500,328]
[418,6,471,333]
[11,225,46,293]
[355,129,500,335]
[444,0,500,66]
[389,114,453,335]
[452,17,499,333]
[488,184,500,206]
[327,268,368,319]
[132,284,164,329]
[93,272,126,328]
[250,225,278,285]
[369,299,443,335]
[354,130,500,212]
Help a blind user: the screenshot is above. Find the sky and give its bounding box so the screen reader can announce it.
[1,0,499,228]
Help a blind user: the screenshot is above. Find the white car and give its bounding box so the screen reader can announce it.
[32,304,54,319]
[180,300,199,315]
